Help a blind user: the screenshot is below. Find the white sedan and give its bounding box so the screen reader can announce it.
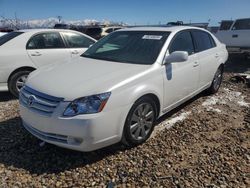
[20,26,228,152]
[0,32,7,37]
[0,29,96,97]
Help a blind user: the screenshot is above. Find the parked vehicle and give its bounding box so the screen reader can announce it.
[100,26,123,37]
[20,26,228,152]
[0,29,96,97]
[216,18,250,56]
[54,24,124,40]
[0,32,7,37]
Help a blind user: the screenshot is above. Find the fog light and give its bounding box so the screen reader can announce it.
[67,136,83,145]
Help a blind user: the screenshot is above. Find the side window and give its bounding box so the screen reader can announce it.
[232,19,250,30]
[62,32,95,48]
[27,32,65,49]
[169,31,194,55]
[192,30,214,52]
[219,21,233,31]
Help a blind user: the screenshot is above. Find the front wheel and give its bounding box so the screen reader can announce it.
[8,70,31,98]
[122,97,157,146]
[207,66,223,94]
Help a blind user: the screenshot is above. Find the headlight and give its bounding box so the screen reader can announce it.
[63,92,111,117]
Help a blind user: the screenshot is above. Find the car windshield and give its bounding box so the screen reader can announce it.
[82,31,170,65]
[0,31,24,46]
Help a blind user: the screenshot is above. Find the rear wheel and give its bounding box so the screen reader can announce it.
[207,66,223,94]
[122,97,156,146]
[8,70,31,98]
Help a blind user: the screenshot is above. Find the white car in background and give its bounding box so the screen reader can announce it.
[216,18,250,57]
[20,26,228,152]
[100,26,123,37]
[0,32,7,37]
[0,29,96,97]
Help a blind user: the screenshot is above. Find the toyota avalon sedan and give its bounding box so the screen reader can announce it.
[0,29,96,97]
[19,26,228,152]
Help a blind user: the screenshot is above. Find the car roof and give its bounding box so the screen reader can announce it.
[119,26,208,33]
[18,28,82,34]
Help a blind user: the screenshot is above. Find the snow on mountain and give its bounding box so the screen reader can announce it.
[0,17,110,29]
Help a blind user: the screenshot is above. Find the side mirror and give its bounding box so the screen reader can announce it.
[164,51,188,64]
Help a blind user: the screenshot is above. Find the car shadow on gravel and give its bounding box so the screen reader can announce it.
[0,91,208,175]
[0,92,15,102]
[0,116,129,175]
[225,55,250,74]
[155,91,205,125]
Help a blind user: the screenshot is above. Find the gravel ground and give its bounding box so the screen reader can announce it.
[0,57,249,187]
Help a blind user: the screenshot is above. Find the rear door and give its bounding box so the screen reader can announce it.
[163,30,200,109]
[191,30,219,89]
[26,32,71,67]
[61,32,96,58]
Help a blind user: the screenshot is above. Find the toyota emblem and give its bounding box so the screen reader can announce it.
[27,95,35,107]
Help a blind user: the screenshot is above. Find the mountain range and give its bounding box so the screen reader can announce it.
[0,17,118,29]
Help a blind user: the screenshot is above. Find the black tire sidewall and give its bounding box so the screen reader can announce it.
[209,66,223,94]
[123,97,157,146]
[8,71,31,98]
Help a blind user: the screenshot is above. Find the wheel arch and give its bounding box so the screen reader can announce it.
[8,66,36,84]
[134,93,161,118]
[219,63,224,71]
[121,92,161,146]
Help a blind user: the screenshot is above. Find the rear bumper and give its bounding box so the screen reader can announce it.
[227,46,250,54]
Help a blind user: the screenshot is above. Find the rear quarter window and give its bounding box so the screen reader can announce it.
[192,30,215,52]
[0,32,24,46]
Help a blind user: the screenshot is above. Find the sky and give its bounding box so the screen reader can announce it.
[0,0,250,26]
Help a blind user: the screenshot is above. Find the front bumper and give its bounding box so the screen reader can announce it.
[20,101,129,152]
[0,83,8,92]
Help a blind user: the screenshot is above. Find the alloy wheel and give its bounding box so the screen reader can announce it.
[16,75,28,92]
[129,103,155,141]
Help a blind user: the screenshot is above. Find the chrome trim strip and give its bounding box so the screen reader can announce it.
[21,89,58,107]
[20,86,64,116]
[23,86,64,102]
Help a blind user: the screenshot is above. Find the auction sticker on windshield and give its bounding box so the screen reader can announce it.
[142,35,163,40]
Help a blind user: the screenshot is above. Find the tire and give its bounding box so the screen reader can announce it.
[207,66,223,94]
[122,96,157,147]
[8,70,31,98]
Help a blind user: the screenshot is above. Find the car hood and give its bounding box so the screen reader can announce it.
[26,57,151,101]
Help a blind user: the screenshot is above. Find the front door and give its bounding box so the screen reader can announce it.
[163,30,200,110]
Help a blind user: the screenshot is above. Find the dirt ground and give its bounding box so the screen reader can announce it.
[0,55,249,188]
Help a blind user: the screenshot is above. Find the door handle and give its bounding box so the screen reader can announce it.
[71,50,79,55]
[215,54,219,58]
[31,52,42,56]
[193,62,199,67]
[232,34,238,38]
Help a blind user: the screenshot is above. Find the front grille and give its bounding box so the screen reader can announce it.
[19,86,64,116]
